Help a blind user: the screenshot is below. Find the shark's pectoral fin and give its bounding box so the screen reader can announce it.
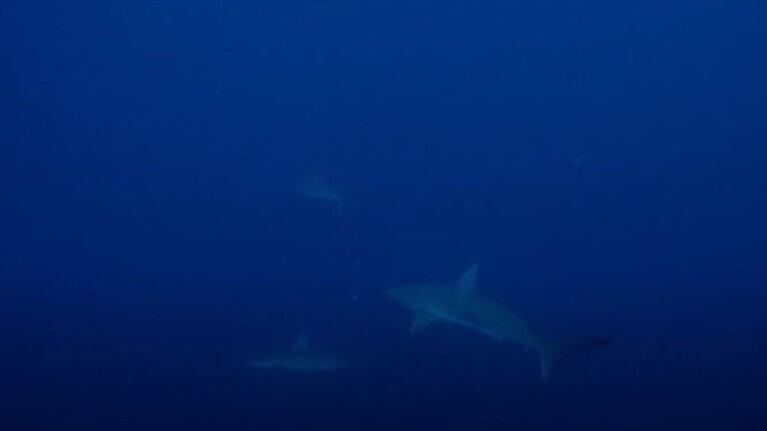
[410,313,439,336]
[455,263,479,293]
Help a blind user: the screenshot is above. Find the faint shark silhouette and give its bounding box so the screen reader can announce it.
[298,177,345,215]
[248,334,348,371]
[386,264,613,381]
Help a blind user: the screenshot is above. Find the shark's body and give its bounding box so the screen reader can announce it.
[387,264,612,380]
[298,177,345,214]
[248,335,347,372]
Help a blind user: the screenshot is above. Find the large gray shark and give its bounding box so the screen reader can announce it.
[248,334,348,371]
[386,264,613,381]
[298,177,345,215]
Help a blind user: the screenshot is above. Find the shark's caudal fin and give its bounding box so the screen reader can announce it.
[539,336,614,381]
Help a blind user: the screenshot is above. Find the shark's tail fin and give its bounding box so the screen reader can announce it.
[539,336,614,382]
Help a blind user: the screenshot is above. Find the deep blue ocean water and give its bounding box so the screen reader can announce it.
[2,1,767,430]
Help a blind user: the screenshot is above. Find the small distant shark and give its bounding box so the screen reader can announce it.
[298,177,345,215]
[386,264,613,381]
[248,334,348,371]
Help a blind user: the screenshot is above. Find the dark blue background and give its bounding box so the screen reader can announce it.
[2,1,766,429]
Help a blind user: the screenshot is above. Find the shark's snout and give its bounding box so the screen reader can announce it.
[384,287,407,305]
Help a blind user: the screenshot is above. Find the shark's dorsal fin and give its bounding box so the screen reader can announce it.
[410,313,439,335]
[291,334,309,352]
[455,263,479,293]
